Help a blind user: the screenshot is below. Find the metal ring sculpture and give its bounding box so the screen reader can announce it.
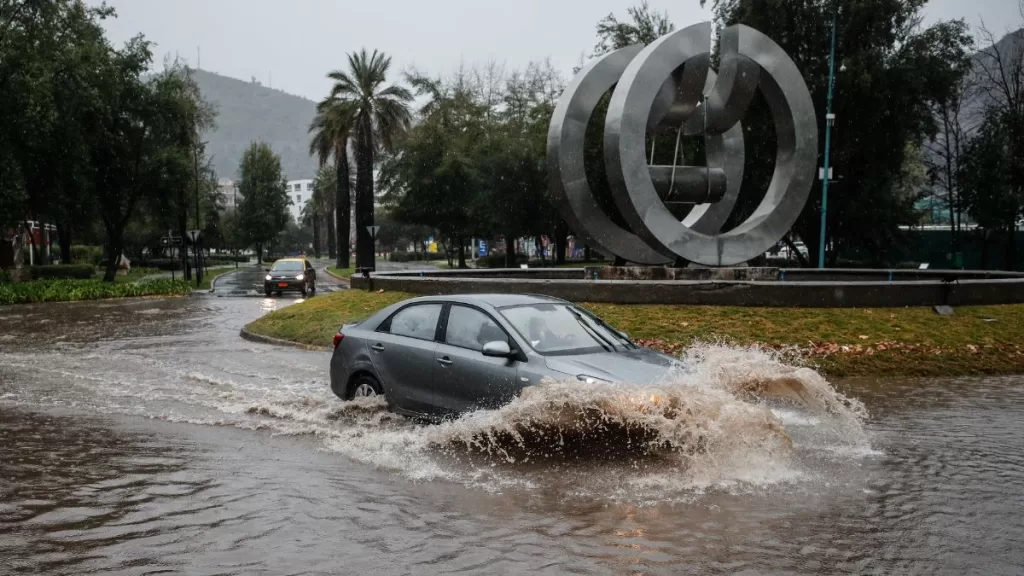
[549,22,817,267]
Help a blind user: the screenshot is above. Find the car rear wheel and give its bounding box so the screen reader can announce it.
[349,374,383,399]
[264,286,272,296]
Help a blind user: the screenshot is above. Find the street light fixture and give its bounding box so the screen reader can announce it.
[818,5,839,269]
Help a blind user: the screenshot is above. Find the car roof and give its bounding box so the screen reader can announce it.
[407,293,566,308]
[273,258,305,262]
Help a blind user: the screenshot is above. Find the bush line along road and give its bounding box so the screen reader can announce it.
[244,290,1024,378]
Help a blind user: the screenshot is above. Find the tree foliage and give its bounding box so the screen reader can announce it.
[236,142,290,262]
[699,0,973,266]
[381,63,563,267]
[0,0,215,279]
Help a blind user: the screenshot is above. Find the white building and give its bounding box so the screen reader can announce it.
[218,178,239,210]
[286,179,314,223]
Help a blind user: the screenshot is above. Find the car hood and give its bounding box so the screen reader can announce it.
[544,347,686,384]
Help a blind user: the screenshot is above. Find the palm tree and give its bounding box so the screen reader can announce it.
[313,165,337,260]
[325,49,413,270]
[309,97,354,269]
[299,193,321,259]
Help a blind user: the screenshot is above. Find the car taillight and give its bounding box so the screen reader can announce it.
[332,333,344,349]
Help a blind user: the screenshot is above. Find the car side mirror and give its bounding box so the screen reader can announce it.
[482,340,512,358]
[264,268,270,273]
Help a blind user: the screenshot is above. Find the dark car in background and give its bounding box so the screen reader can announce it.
[328,293,683,418]
[264,258,316,297]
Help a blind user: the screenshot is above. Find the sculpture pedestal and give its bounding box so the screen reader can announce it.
[585,266,781,282]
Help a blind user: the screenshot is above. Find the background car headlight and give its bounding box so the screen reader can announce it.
[295,274,304,281]
[577,374,611,385]
[265,274,273,281]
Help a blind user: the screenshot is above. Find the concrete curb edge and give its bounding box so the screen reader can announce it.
[239,324,331,352]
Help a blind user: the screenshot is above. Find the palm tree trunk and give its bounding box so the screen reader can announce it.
[336,149,351,269]
[326,211,337,260]
[354,131,375,270]
[312,210,321,259]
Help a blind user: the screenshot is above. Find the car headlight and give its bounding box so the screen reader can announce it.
[265,274,272,281]
[577,374,611,385]
[295,274,304,281]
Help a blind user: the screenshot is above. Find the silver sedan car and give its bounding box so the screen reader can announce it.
[329,294,681,418]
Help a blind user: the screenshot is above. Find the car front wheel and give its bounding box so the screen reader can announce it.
[349,374,383,399]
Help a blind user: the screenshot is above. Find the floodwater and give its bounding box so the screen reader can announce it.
[1,295,1022,575]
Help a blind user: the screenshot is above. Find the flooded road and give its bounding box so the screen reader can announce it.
[1,296,1023,575]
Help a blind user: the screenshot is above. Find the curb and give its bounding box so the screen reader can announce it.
[322,267,351,285]
[239,324,331,352]
[210,267,247,292]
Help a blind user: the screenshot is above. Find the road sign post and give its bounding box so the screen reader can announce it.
[187,230,202,287]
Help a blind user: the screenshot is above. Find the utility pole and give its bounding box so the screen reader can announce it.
[233,185,238,268]
[818,6,838,269]
[194,141,205,287]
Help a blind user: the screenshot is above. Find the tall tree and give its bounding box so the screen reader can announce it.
[325,49,413,270]
[309,96,352,268]
[700,0,973,266]
[592,0,674,56]
[236,142,290,263]
[963,9,1024,268]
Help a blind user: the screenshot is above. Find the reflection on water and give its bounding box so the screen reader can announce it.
[1,297,1023,575]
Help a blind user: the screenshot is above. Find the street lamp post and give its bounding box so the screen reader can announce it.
[818,6,839,269]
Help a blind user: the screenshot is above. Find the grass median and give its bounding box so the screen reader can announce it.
[244,289,1024,378]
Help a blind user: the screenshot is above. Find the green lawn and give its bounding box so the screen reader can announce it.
[326,266,355,280]
[244,290,1024,377]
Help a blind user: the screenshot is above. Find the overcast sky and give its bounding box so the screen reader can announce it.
[89,0,1022,102]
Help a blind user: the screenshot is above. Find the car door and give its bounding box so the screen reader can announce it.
[433,304,521,415]
[367,303,443,414]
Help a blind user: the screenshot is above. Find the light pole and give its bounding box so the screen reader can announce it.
[818,6,839,269]
[233,184,238,268]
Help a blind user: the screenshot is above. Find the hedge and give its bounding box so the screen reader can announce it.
[389,251,443,263]
[28,264,95,280]
[476,253,529,268]
[0,279,191,305]
[70,245,106,266]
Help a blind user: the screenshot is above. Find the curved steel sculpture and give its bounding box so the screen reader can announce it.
[549,21,817,267]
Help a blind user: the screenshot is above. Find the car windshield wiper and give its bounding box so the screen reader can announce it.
[587,313,637,349]
[566,307,615,352]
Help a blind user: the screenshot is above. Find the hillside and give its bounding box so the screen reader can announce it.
[193,69,318,181]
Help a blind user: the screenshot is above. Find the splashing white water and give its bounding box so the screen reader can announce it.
[1,342,871,498]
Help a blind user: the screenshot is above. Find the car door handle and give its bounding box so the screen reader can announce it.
[371,343,385,352]
[437,357,453,366]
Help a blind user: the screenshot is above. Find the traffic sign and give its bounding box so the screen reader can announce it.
[367,225,380,239]
[161,236,183,246]
[187,229,201,243]
[478,240,487,257]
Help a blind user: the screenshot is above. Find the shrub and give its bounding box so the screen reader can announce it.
[385,251,446,263]
[0,269,10,284]
[70,245,105,266]
[0,278,191,306]
[29,264,95,280]
[477,253,528,268]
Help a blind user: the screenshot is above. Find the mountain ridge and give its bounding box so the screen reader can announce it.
[193,69,319,182]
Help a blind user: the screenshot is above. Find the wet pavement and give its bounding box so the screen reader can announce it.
[211,264,348,298]
[1,295,1023,575]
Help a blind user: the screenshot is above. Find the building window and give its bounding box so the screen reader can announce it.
[296,194,301,203]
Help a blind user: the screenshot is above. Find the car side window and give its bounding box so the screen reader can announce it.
[388,304,442,341]
[445,305,508,352]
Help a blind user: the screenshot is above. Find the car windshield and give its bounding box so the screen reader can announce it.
[498,303,633,356]
[271,261,302,272]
